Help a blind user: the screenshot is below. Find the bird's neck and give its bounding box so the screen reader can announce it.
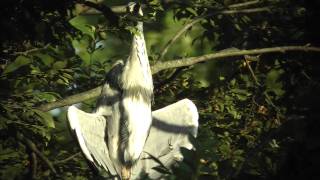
[136,21,143,32]
[122,21,153,89]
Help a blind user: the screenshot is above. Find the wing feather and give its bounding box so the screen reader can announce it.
[131,98,199,179]
[67,106,117,176]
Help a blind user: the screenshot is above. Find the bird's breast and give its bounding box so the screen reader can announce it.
[120,95,152,163]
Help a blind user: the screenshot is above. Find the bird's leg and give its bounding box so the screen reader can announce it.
[121,165,131,180]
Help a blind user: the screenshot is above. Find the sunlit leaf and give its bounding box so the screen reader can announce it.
[33,109,55,128]
[3,56,31,74]
[35,53,55,66]
[69,15,100,39]
[53,61,67,70]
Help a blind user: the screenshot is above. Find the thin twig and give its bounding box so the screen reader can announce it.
[221,7,270,15]
[158,7,271,60]
[11,44,51,56]
[155,67,186,88]
[244,55,260,85]
[158,18,202,60]
[17,133,57,174]
[54,152,82,164]
[228,0,261,9]
[78,3,145,15]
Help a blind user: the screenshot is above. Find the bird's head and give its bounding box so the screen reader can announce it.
[125,2,145,33]
[127,2,143,17]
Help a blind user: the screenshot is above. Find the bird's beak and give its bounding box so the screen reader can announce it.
[127,2,143,16]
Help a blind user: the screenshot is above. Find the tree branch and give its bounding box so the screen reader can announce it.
[158,7,271,60]
[17,133,57,174]
[155,67,186,88]
[11,44,51,56]
[152,46,320,74]
[158,18,202,60]
[80,1,119,27]
[76,2,146,15]
[36,46,320,111]
[228,0,261,9]
[54,152,81,164]
[30,152,37,179]
[79,1,264,15]
[37,86,102,112]
[244,55,260,85]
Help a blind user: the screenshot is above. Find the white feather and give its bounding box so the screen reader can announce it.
[122,96,152,162]
[67,106,94,162]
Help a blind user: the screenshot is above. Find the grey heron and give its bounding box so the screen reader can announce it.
[107,3,154,179]
[67,2,199,179]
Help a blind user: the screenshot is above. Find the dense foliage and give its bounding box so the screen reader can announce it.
[1,0,320,179]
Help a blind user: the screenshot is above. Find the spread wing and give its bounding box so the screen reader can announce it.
[67,98,198,179]
[67,106,118,177]
[67,61,123,178]
[131,98,199,179]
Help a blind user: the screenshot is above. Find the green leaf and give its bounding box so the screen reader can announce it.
[266,69,285,97]
[3,56,31,74]
[53,61,67,70]
[35,53,55,66]
[33,109,55,128]
[0,149,19,161]
[71,38,91,65]
[69,15,100,38]
[34,92,57,102]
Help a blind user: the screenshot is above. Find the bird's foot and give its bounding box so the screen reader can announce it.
[121,166,131,180]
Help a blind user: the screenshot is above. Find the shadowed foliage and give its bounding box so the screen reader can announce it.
[0,0,320,179]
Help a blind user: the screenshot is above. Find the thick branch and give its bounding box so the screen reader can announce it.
[37,46,320,111]
[80,1,119,27]
[37,86,102,112]
[30,152,37,179]
[152,46,320,74]
[80,1,264,15]
[77,2,145,15]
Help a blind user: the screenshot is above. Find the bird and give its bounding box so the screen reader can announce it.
[67,2,199,179]
[72,2,153,179]
[107,2,153,179]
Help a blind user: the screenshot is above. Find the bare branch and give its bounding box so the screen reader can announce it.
[54,152,81,164]
[152,46,320,74]
[36,46,320,111]
[158,18,202,60]
[37,86,102,112]
[11,44,51,56]
[228,0,261,9]
[244,55,260,85]
[221,7,270,14]
[77,3,145,15]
